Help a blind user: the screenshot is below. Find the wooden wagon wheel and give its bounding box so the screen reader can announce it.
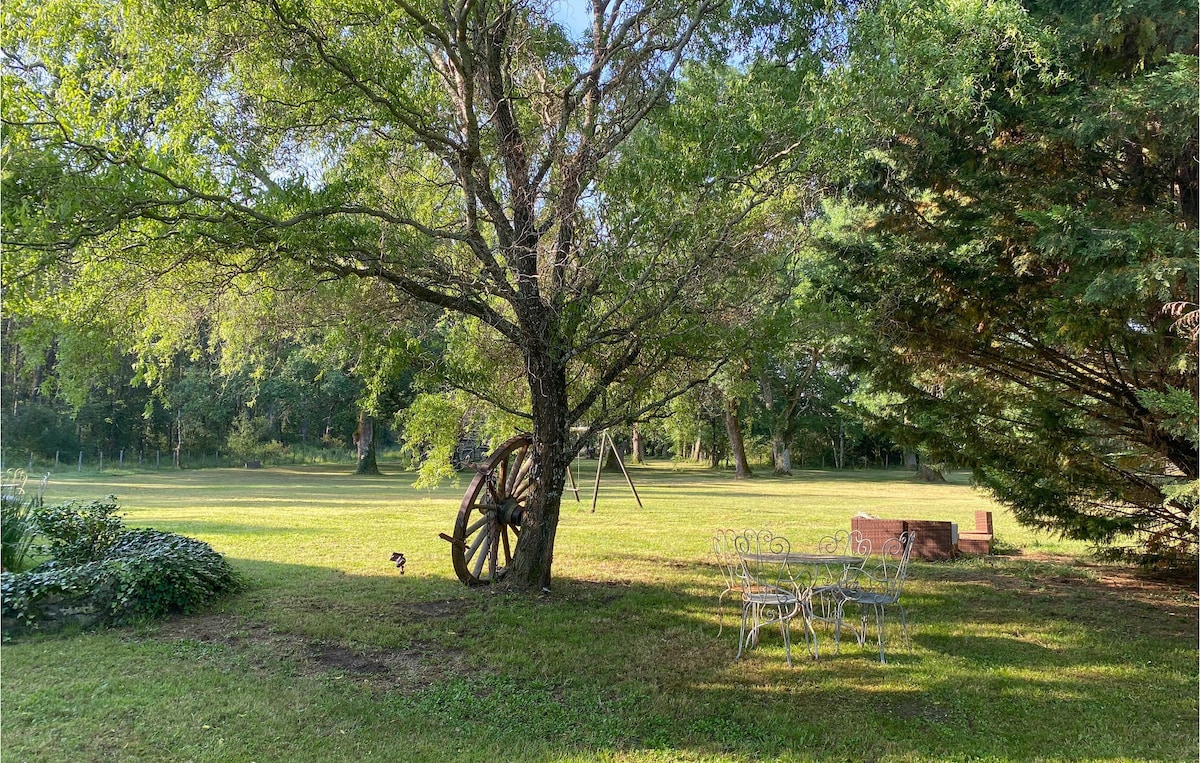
[445,434,535,586]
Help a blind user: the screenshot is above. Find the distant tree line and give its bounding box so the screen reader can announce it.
[1,324,375,468]
[2,311,906,472]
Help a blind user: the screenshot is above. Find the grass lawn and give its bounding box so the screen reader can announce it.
[2,462,1196,762]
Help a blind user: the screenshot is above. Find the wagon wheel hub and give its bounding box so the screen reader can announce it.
[497,498,524,527]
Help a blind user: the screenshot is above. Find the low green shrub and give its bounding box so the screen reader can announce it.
[1,499,241,636]
[103,529,243,618]
[31,496,125,565]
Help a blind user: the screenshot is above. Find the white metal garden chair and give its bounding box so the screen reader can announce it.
[711,528,743,637]
[731,529,806,667]
[2,468,27,503]
[833,529,917,663]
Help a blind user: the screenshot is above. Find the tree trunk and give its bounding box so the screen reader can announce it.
[838,423,845,469]
[708,418,723,469]
[724,397,753,479]
[354,411,381,475]
[772,434,792,475]
[914,463,947,483]
[505,345,570,593]
[630,424,644,465]
[174,411,182,468]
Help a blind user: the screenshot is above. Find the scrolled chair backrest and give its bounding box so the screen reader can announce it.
[874,530,917,599]
[816,529,872,558]
[712,528,742,590]
[734,529,793,591]
[814,529,871,587]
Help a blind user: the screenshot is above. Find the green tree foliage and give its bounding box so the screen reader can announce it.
[804,0,1198,561]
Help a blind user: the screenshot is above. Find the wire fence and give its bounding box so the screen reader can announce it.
[0,446,363,475]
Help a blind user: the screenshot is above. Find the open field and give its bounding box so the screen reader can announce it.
[3,462,1196,762]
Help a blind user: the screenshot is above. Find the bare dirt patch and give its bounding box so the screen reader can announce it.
[394,598,473,621]
[892,696,961,728]
[151,611,470,691]
[154,612,269,645]
[1016,552,1198,605]
[310,644,391,674]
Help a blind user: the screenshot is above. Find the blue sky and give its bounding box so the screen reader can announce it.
[551,0,592,36]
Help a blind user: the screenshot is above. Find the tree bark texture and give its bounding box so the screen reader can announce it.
[354,411,380,475]
[772,436,792,475]
[724,397,753,479]
[506,347,570,592]
[630,425,644,465]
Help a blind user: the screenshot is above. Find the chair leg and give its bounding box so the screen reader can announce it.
[736,604,750,660]
[801,599,820,661]
[875,605,886,664]
[779,605,793,668]
[832,599,846,656]
[716,590,729,637]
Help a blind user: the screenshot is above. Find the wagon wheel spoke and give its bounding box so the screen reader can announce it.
[471,523,492,581]
[496,458,509,498]
[511,475,533,500]
[464,514,490,538]
[486,478,503,504]
[507,446,530,493]
[464,521,490,563]
[488,522,501,579]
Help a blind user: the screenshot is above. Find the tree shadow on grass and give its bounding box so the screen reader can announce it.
[4,554,1195,762]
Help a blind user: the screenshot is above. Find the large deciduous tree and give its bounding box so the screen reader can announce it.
[805,0,1198,562]
[3,0,783,589]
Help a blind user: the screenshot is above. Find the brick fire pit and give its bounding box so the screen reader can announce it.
[851,511,993,560]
